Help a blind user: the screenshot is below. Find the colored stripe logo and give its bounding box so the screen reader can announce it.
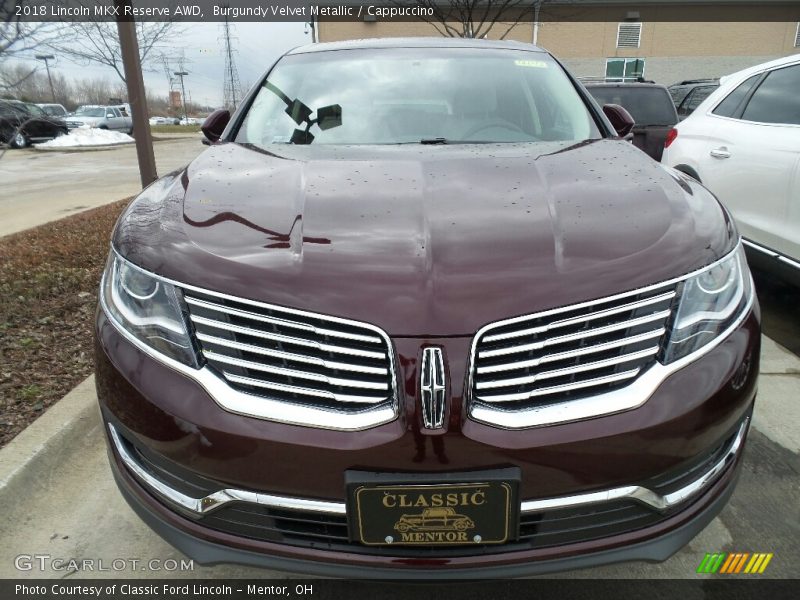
[697,552,773,574]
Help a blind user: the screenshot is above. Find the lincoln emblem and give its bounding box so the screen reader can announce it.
[420,347,446,429]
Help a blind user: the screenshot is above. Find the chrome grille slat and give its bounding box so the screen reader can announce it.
[478,309,671,359]
[195,333,388,376]
[482,291,676,343]
[471,282,677,412]
[185,296,383,344]
[476,369,641,402]
[183,290,396,415]
[223,372,386,404]
[475,347,659,390]
[189,315,386,360]
[204,351,389,391]
[476,329,666,375]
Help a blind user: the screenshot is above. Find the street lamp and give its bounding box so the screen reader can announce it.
[174,71,189,123]
[35,54,56,103]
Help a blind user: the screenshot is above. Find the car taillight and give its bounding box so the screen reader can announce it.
[665,128,678,148]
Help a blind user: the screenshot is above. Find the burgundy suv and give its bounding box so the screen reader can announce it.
[95,38,759,578]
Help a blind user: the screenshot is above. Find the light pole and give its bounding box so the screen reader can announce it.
[35,54,56,103]
[174,71,189,123]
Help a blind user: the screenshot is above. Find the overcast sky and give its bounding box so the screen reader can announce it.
[12,22,310,107]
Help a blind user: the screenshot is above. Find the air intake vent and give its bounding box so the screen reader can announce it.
[617,22,642,48]
[795,22,800,47]
[470,283,676,408]
[184,290,396,412]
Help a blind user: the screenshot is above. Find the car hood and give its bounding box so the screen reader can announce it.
[114,139,735,336]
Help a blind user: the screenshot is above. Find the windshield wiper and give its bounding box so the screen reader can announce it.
[419,138,498,145]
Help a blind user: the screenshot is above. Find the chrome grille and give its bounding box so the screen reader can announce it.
[183,290,395,411]
[470,283,677,407]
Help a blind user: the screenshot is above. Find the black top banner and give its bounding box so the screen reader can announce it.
[5,0,800,23]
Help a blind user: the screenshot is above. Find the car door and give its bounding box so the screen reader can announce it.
[108,107,124,130]
[696,63,800,261]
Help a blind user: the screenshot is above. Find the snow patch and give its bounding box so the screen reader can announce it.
[37,127,134,148]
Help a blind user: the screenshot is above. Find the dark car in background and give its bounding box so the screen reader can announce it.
[0,99,68,148]
[96,38,758,578]
[672,81,720,120]
[668,78,720,106]
[583,82,679,161]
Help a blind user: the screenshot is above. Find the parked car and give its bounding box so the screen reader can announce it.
[96,38,758,578]
[675,83,719,120]
[66,105,132,134]
[583,82,679,161]
[667,78,719,106]
[35,103,69,118]
[0,99,67,148]
[662,54,800,284]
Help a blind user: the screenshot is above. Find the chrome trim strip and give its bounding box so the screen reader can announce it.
[101,250,399,431]
[476,347,658,390]
[483,290,676,343]
[204,350,389,391]
[477,329,665,375]
[521,418,749,513]
[468,242,754,429]
[223,372,388,404]
[184,295,383,344]
[109,417,748,520]
[742,238,800,271]
[478,310,671,359]
[476,368,640,402]
[189,315,387,360]
[196,333,388,376]
[108,424,347,516]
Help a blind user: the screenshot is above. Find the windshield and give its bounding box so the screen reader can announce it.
[25,104,46,116]
[75,107,106,117]
[236,48,601,146]
[586,86,678,126]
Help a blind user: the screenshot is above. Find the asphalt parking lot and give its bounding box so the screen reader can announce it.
[0,134,205,237]
[0,137,797,581]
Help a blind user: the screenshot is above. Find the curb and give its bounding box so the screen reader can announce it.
[0,375,99,503]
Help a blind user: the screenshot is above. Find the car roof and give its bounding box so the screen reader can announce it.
[288,37,546,55]
[719,52,800,85]
[584,82,669,91]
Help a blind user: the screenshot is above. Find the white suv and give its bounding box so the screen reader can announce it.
[661,54,800,280]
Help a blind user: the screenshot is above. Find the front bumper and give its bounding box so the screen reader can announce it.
[96,301,759,576]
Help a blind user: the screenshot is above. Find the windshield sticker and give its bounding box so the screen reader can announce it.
[514,60,547,68]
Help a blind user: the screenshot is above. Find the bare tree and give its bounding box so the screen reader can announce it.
[44,20,179,83]
[395,0,534,40]
[1,2,61,60]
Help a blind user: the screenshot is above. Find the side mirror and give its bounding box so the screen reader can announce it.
[201,109,231,143]
[602,103,635,138]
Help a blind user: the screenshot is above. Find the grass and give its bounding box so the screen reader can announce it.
[150,124,201,134]
[0,199,131,447]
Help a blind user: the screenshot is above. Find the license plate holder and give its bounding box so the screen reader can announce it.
[345,468,520,547]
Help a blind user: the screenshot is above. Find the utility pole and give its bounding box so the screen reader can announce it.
[174,71,189,122]
[35,55,56,102]
[221,12,242,109]
[115,0,157,187]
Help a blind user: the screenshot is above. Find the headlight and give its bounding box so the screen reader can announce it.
[662,245,752,364]
[101,253,200,367]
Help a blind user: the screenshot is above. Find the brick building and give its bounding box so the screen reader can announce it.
[315,1,800,84]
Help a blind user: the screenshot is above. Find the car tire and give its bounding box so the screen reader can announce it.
[10,131,28,148]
